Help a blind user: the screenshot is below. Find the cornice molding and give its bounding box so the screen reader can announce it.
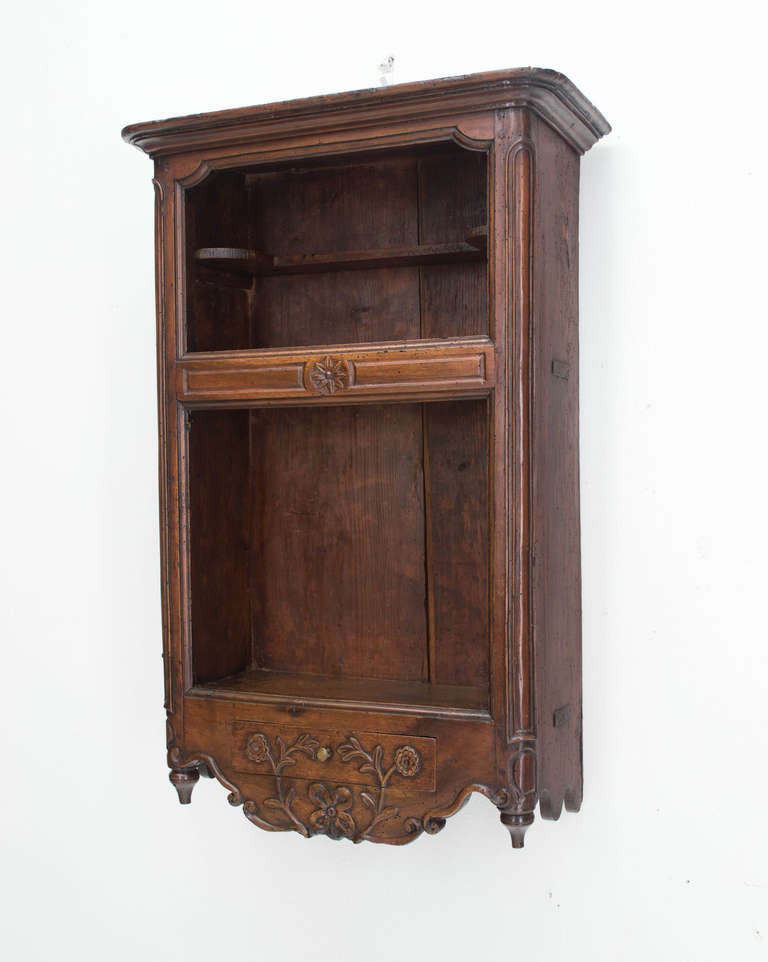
[122,68,610,158]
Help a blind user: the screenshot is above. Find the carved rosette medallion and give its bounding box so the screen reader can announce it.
[306,355,349,395]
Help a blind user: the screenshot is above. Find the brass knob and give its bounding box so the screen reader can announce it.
[316,746,332,762]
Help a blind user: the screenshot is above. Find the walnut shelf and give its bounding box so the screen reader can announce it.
[195,233,487,276]
[124,67,610,850]
[193,669,490,717]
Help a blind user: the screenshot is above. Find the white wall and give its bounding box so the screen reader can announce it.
[2,3,766,959]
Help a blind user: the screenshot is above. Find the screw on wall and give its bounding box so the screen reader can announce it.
[378,56,395,87]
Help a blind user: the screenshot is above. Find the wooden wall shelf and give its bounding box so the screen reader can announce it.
[123,67,609,849]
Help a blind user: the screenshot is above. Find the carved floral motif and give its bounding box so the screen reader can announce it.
[336,735,421,842]
[394,744,422,778]
[256,732,320,837]
[241,731,424,842]
[168,723,522,844]
[245,733,270,763]
[168,731,516,844]
[308,784,356,839]
[307,356,349,394]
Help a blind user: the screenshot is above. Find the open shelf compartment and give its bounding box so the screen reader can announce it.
[187,400,491,713]
[184,141,488,352]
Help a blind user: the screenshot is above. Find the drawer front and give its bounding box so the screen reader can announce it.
[232,720,436,792]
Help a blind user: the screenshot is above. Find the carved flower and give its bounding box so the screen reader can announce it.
[394,745,421,778]
[308,356,348,395]
[308,783,356,839]
[246,733,270,763]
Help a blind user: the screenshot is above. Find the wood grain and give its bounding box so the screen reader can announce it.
[185,172,251,352]
[424,400,490,688]
[419,148,489,339]
[249,155,420,348]
[188,409,250,683]
[248,403,428,682]
[528,114,584,819]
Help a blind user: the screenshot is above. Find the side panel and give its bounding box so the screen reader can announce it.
[529,114,583,818]
[154,158,187,755]
[488,109,538,845]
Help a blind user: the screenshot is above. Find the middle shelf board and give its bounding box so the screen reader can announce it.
[195,230,487,278]
[177,337,494,405]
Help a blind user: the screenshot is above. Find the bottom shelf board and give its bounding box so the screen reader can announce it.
[192,668,490,717]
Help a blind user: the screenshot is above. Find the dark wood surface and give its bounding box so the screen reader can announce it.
[248,403,429,682]
[185,144,487,352]
[188,409,250,683]
[189,399,490,690]
[126,67,609,848]
[185,172,252,353]
[195,240,484,275]
[195,668,489,715]
[423,401,489,687]
[529,114,584,818]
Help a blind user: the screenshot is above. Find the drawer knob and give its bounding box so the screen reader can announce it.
[316,746,332,762]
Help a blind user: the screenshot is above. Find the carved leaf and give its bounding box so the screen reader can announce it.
[365,806,399,834]
[337,736,367,762]
[360,791,377,811]
[263,797,283,809]
[308,782,332,808]
[338,736,382,779]
[293,733,320,757]
[377,806,399,823]
[275,759,296,777]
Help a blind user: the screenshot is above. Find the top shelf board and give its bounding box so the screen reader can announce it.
[195,230,487,278]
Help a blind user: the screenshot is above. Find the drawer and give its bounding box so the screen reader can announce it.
[231,720,436,792]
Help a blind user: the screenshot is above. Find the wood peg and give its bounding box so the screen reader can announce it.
[169,768,200,805]
[500,811,535,848]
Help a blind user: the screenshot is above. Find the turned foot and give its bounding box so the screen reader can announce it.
[500,811,535,848]
[170,768,200,804]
